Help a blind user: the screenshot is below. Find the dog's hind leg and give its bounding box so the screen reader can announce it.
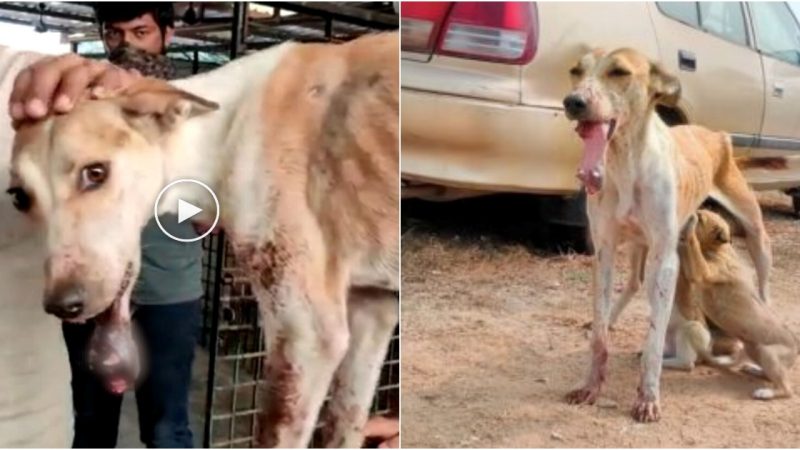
[751,344,795,400]
[711,174,771,302]
[663,320,709,371]
[609,245,647,327]
[318,288,398,448]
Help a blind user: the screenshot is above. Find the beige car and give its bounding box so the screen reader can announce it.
[401,1,800,215]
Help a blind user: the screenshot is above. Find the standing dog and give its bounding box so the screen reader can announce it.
[562,48,771,422]
[7,32,398,447]
[675,210,797,399]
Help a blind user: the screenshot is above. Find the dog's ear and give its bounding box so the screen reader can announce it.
[649,62,681,107]
[115,79,219,130]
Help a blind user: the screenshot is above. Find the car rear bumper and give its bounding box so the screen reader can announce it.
[402,88,583,195]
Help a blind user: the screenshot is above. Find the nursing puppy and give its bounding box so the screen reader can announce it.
[8,32,398,447]
[677,210,798,400]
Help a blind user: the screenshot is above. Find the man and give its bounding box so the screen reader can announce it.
[59,3,202,448]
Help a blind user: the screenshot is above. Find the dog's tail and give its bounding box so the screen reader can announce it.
[735,156,788,170]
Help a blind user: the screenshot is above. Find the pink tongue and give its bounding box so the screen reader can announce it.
[576,122,609,195]
[108,377,128,395]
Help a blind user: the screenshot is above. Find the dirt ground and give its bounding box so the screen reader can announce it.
[401,192,800,448]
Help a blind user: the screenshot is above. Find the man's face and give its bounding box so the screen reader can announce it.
[103,12,173,55]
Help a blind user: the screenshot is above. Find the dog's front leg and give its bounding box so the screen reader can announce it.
[253,270,350,447]
[633,236,679,422]
[318,288,398,448]
[566,208,618,405]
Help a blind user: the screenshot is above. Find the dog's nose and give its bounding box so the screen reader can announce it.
[563,94,588,118]
[44,281,86,319]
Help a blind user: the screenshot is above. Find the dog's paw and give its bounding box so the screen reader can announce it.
[631,396,661,423]
[752,388,775,401]
[740,363,766,379]
[565,385,601,405]
[680,214,698,243]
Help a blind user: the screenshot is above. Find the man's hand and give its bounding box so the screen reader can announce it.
[363,416,399,448]
[8,53,140,121]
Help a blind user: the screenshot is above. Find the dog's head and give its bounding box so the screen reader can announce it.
[693,209,732,251]
[7,79,217,323]
[563,48,681,194]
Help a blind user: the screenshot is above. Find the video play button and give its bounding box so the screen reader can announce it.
[153,179,220,243]
[177,199,202,224]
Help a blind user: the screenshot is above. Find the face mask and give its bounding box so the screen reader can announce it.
[107,42,176,80]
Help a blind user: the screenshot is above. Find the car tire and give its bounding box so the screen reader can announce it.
[793,194,800,219]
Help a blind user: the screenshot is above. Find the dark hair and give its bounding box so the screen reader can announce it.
[92,3,175,31]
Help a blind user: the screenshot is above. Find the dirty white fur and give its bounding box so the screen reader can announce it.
[156,43,294,244]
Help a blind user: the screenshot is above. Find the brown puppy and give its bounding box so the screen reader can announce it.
[678,210,798,400]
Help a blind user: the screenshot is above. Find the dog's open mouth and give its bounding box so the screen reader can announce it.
[575,119,617,195]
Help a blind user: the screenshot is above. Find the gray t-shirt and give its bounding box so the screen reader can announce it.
[132,217,203,305]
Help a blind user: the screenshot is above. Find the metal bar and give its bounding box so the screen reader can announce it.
[230,2,247,59]
[229,338,241,443]
[192,49,199,74]
[210,408,261,421]
[218,351,267,361]
[214,380,260,391]
[213,436,255,447]
[256,2,397,29]
[0,3,95,22]
[250,324,265,444]
[0,15,74,32]
[202,233,227,448]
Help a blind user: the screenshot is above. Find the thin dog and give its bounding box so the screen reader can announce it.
[7,32,398,447]
[562,47,772,422]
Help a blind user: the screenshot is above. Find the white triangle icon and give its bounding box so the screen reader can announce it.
[177,199,202,224]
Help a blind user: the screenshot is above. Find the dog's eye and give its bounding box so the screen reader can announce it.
[569,67,584,77]
[5,186,32,212]
[79,162,110,191]
[608,67,631,77]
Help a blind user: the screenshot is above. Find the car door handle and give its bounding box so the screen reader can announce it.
[678,50,696,72]
[773,82,785,98]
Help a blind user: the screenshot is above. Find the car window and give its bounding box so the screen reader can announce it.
[658,2,700,27]
[699,2,748,46]
[750,2,800,66]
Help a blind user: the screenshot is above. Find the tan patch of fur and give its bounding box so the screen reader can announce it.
[256,32,398,298]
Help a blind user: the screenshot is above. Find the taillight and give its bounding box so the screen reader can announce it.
[401,2,452,54]
[401,2,538,65]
